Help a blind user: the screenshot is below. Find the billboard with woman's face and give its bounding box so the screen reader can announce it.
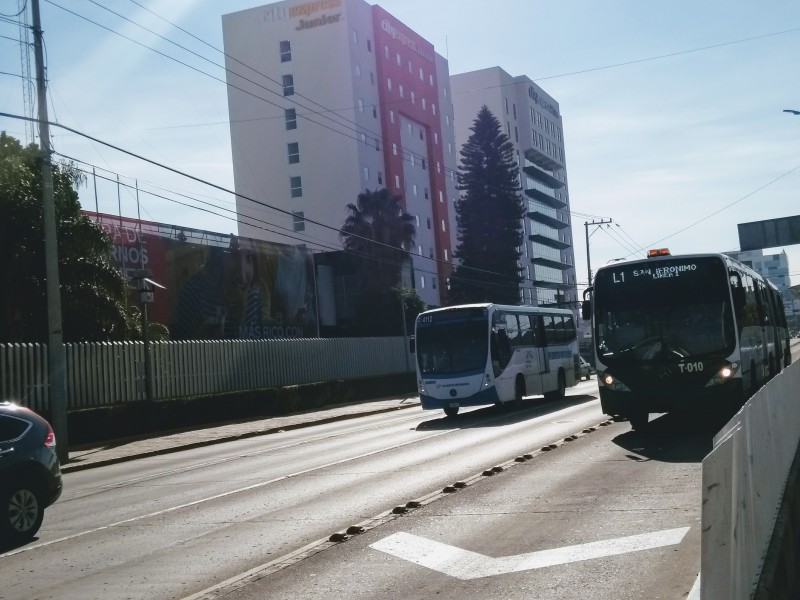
[87,212,318,340]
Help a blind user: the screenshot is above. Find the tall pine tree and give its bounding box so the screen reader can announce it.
[450,106,525,305]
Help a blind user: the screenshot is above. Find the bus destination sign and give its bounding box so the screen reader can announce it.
[602,260,706,286]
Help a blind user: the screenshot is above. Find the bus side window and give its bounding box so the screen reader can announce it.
[542,315,555,346]
[535,316,547,347]
[504,314,521,348]
[519,315,534,346]
[564,314,577,342]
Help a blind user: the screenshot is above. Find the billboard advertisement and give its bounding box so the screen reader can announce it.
[86,212,318,339]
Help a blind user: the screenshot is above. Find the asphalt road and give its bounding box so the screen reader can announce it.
[2,380,608,600]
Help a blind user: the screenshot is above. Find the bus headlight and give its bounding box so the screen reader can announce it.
[598,372,631,392]
[705,362,739,387]
[484,373,491,388]
[418,380,427,394]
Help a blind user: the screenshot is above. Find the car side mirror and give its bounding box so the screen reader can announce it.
[581,299,591,321]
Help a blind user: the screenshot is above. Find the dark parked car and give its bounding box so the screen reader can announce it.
[0,401,63,544]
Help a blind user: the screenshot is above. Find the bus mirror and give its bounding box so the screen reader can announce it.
[581,300,591,321]
[409,337,415,354]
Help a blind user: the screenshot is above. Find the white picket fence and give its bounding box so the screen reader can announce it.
[0,338,413,413]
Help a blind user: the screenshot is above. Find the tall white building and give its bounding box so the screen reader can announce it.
[450,67,578,309]
[222,0,459,310]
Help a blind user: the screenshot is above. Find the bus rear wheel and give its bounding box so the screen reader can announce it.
[443,406,459,418]
[545,370,566,400]
[515,377,526,405]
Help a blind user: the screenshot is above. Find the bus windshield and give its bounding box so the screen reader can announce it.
[416,308,489,375]
[594,257,737,365]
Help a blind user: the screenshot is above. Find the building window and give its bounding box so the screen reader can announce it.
[421,98,426,110]
[410,91,415,104]
[290,176,302,198]
[384,45,389,59]
[355,64,361,78]
[444,249,448,261]
[352,29,358,44]
[392,143,398,156]
[372,105,377,118]
[390,110,395,124]
[282,74,294,96]
[396,53,401,66]
[287,142,299,164]
[292,211,305,232]
[363,166,369,181]
[434,132,438,145]
[418,245,423,256]
[408,60,413,73]
[374,137,380,150]
[399,84,404,98]
[395,175,400,189]
[415,215,420,227]
[360,133,367,145]
[370,71,375,84]
[504,98,509,114]
[413,183,418,197]
[426,217,431,229]
[432,276,437,289]
[421,158,426,170]
[432,103,436,116]
[358,98,364,112]
[429,74,434,86]
[387,78,392,91]
[367,39,372,52]
[438,190,444,203]
[285,108,297,130]
[279,40,291,62]
[424,187,429,199]
[420,276,426,289]
[419,67,424,80]
[441,219,446,232]
[445,114,450,127]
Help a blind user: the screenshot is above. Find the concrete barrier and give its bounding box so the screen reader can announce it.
[701,360,800,599]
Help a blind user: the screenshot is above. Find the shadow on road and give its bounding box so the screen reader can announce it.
[415,393,600,431]
[610,411,732,463]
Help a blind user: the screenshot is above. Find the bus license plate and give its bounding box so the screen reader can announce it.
[449,402,459,408]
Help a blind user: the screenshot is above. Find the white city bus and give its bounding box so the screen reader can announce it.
[413,303,580,417]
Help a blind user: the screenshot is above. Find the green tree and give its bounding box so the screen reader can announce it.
[0,132,137,342]
[339,188,417,335]
[450,106,525,305]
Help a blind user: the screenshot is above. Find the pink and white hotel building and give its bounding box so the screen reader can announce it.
[222,0,459,309]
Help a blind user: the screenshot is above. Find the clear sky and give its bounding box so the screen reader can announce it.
[2,0,799,294]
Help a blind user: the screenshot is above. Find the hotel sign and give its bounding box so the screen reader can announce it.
[262,0,344,31]
[529,86,560,119]
[380,18,434,63]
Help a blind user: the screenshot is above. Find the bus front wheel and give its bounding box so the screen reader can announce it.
[443,406,459,418]
[629,411,649,431]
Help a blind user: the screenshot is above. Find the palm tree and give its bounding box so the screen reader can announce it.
[339,188,415,290]
[339,188,417,335]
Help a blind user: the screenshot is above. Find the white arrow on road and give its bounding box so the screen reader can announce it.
[370,527,690,579]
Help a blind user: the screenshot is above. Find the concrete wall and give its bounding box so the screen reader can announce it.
[702,355,800,599]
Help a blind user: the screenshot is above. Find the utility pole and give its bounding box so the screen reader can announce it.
[32,0,68,462]
[584,219,612,286]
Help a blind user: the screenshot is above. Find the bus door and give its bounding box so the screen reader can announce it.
[525,315,548,392]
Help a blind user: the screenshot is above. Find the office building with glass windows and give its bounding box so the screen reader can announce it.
[450,67,578,309]
[222,0,460,311]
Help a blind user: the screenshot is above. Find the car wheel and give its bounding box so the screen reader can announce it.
[515,376,526,405]
[1,479,44,544]
[545,370,566,399]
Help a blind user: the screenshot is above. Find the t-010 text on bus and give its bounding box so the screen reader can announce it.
[581,250,792,430]
[413,303,581,417]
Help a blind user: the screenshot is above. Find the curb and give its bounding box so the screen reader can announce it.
[62,402,420,473]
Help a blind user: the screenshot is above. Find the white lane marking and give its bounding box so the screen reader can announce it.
[370,527,690,579]
[0,426,456,558]
[687,574,701,599]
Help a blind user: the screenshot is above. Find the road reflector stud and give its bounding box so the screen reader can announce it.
[392,506,408,514]
[346,526,365,535]
[329,532,348,542]
[443,486,457,493]
[492,466,503,472]
[482,470,495,476]
[453,481,467,488]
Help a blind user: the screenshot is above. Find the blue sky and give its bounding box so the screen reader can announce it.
[1,0,799,292]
